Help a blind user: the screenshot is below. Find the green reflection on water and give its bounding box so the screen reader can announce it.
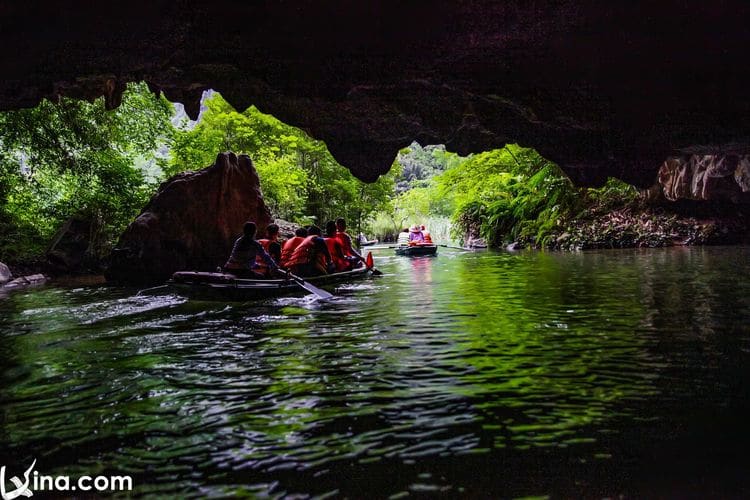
[0,247,749,497]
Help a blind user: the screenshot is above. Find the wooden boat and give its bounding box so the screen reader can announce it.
[395,244,438,256]
[167,267,373,301]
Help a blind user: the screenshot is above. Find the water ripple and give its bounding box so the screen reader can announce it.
[1,247,750,496]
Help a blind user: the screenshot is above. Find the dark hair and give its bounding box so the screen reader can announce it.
[325,220,337,237]
[266,223,279,236]
[402,228,409,232]
[307,225,322,236]
[243,221,257,237]
[295,227,308,237]
[335,217,346,228]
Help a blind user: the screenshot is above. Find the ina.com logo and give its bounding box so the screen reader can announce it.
[1,459,133,498]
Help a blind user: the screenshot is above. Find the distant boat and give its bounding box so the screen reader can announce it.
[395,245,438,257]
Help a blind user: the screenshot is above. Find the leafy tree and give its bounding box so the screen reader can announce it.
[0,82,174,262]
[394,142,466,193]
[168,92,397,229]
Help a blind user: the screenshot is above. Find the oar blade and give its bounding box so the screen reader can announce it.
[298,280,334,299]
[286,272,334,299]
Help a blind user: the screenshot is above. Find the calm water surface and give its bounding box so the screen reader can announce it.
[2,247,750,497]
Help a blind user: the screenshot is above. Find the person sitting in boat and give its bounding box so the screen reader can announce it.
[280,227,308,269]
[325,221,350,272]
[335,217,365,268]
[357,233,379,246]
[397,228,410,246]
[421,225,433,244]
[286,225,334,277]
[255,223,282,277]
[223,221,279,279]
[408,225,425,245]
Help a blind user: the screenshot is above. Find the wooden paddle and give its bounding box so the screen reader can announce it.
[278,269,334,299]
[437,244,471,251]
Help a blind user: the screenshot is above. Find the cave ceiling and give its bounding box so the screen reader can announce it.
[2,1,750,186]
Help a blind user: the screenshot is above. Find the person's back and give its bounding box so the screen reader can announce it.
[224,221,277,279]
[325,221,349,272]
[287,226,333,277]
[256,223,281,277]
[280,227,308,268]
[335,217,364,268]
[397,228,410,246]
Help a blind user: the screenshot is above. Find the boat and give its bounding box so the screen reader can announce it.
[395,244,438,257]
[357,234,379,246]
[166,266,374,301]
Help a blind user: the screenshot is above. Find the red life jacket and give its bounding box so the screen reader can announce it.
[280,236,305,268]
[287,235,327,273]
[325,237,348,272]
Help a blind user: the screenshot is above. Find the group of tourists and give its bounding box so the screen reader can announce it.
[397,225,433,246]
[223,218,365,279]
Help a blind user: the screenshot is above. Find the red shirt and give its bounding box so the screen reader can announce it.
[325,237,348,272]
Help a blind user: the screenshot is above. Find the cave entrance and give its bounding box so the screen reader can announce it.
[3,83,749,275]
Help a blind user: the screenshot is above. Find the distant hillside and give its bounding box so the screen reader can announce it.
[395,142,467,193]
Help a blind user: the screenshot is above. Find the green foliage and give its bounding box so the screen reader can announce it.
[432,145,579,246]
[169,92,397,228]
[369,143,592,247]
[395,142,466,192]
[587,177,639,209]
[0,82,174,262]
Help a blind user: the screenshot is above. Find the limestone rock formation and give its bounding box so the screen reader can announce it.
[107,152,272,284]
[658,155,750,203]
[2,2,750,187]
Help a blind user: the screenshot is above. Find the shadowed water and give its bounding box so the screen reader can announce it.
[1,247,750,497]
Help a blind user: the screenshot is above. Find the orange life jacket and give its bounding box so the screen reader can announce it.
[280,236,305,268]
[254,239,274,276]
[325,237,348,272]
[287,235,328,273]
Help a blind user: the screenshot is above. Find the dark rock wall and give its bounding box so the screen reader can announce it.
[107,152,272,284]
[2,2,750,187]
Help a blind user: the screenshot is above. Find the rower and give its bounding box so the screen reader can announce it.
[408,225,425,245]
[335,217,364,268]
[223,221,278,279]
[286,225,334,277]
[280,227,308,269]
[325,221,349,272]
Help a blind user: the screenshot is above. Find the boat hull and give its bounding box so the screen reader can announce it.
[395,245,438,256]
[168,267,373,301]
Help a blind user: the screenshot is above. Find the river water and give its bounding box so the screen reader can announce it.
[1,246,750,497]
